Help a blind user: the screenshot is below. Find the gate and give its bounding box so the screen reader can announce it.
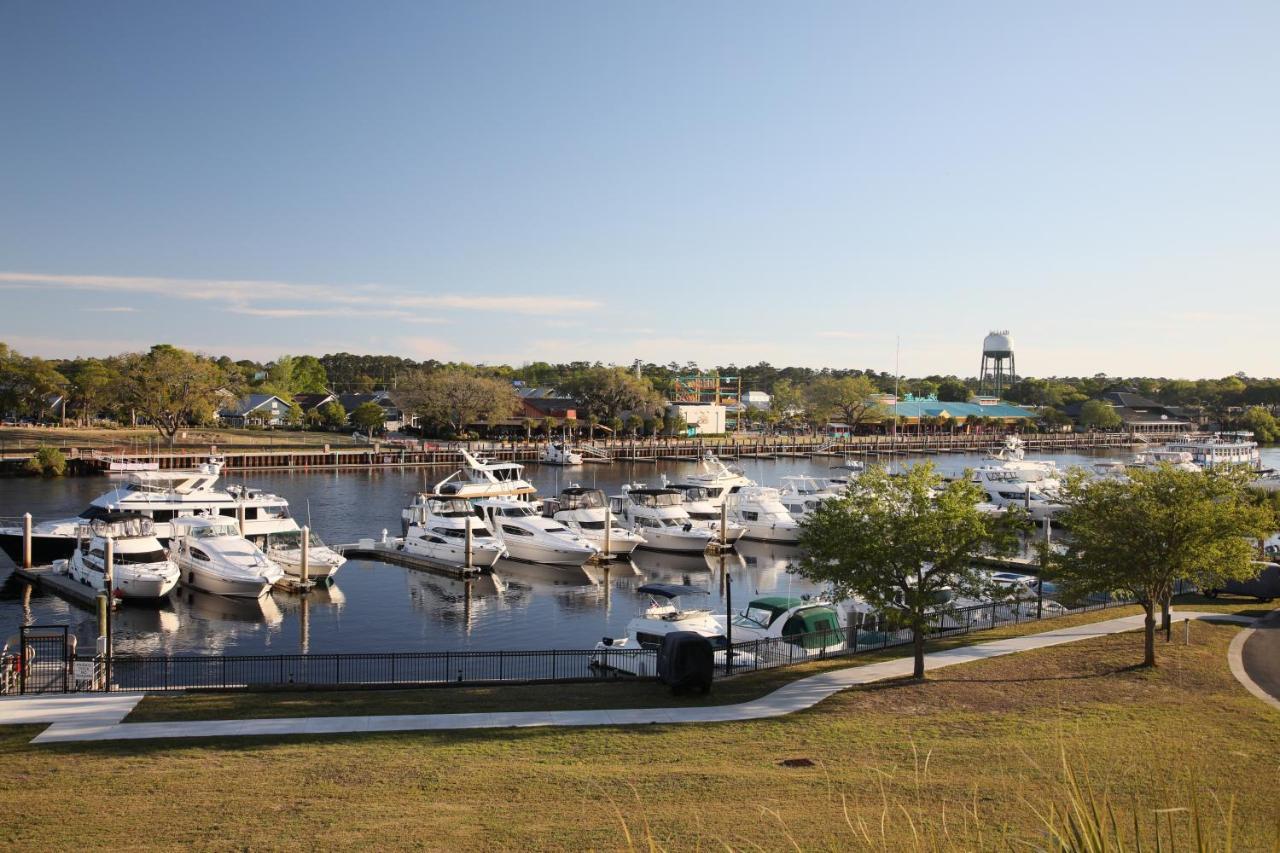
[19,625,70,694]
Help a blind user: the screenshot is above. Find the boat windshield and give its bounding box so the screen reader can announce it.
[670,485,711,501]
[630,492,681,508]
[429,499,474,517]
[189,523,241,539]
[560,490,605,510]
[736,605,777,628]
[500,505,535,517]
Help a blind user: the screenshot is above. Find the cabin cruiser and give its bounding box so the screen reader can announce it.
[969,470,1065,522]
[1130,449,1200,472]
[538,441,583,466]
[262,529,346,581]
[474,498,597,566]
[540,487,645,557]
[609,486,718,553]
[591,583,734,677]
[0,458,298,564]
[1090,460,1130,480]
[776,475,843,519]
[58,514,179,600]
[719,595,845,655]
[432,451,538,501]
[727,486,803,543]
[658,477,747,545]
[169,517,285,599]
[664,453,754,507]
[402,494,506,569]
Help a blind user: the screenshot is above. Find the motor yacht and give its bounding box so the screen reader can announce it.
[474,498,598,566]
[1090,460,1130,480]
[727,486,803,543]
[169,517,285,599]
[608,486,717,553]
[664,453,754,507]
[776,475,843,519]
[658,477,747,546]
[402,494,506,569]
[262,529,346,581]
[969,470,1065,522]
[59,513,179,600]
[1165,432,1262,471]
[719,595,845,655]
[538,441,583,466]
[1130,449,1200,471]
[591,583,735,677]
[0,458,299,564]
[540,486,645,557]
[432,451,538,501]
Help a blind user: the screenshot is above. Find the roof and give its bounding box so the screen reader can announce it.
[748,596,805,612]
[887,400,1036,419]
[292,393,334,411]
[637,583,708,598]
[220,394,290,417]
[518,387,571,400]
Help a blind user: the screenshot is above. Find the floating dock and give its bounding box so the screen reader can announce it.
[13,564,106,608]
[336,538,484,579]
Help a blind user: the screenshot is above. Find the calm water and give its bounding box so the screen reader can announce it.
[2,447,1277,656]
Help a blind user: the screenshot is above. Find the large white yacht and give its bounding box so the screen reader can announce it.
[540,487,645,557]
[727,486,803,543]
[1130,449,1200,471]
[0,458,299,564]
[776,475,843,519]
[170,517,285,599]
[665,453,754,507]
[402,495,506,569]
[538,441,583,466]
[969,469,1065,521]
[474,498,598,566]
[432,451,538,500]
[609,486,718,553]
[591,583,732,677]
[59,514,180,600]
[657,477,748,546]
[262,529,346,582]
[1165,433,1262,471]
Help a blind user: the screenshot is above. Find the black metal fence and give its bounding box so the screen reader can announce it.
[2,590,1146,694]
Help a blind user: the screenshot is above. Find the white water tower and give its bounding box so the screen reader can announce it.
[979,330,1016,397]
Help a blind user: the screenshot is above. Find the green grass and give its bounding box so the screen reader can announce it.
[125,596,1270,723]
[1,619,1276,850]
[0,425,363,453]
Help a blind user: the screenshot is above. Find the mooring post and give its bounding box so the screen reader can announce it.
[1183,617,1191,646]
[724,560,733,676]
[720,502,728,549]
[22,512,32,569]
[603,504,612,560]
[104,537,113,691]
[300,526,310,585]
[464,520,473,570]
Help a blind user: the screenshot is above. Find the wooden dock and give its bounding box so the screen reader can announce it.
[14,564,104,608]
[336,538,485,579]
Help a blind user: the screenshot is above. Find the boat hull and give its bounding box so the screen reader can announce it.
[634,529,713,554]
[0,531,76,565]
[500,538,596,566]
[177,563,272,599]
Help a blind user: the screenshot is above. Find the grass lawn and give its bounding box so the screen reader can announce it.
[126,597,1271,723]
[0,603,1273,849]
[0,425,363,453]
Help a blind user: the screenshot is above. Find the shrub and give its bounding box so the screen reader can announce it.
[24,446,67,477]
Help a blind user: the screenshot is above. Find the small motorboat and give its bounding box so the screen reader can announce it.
[538,441,583,466]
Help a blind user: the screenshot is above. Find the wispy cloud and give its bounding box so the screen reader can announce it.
[229,305,444,323]
[84,306,139,313]
[0,271,602,317]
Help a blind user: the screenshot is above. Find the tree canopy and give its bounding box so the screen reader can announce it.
[557,367,663,422]
[1078,399,1123,430]
[805,375,884,430]
[394,368,518,436]
[120,345,227,444]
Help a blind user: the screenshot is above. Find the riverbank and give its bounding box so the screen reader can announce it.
[2,617,1275,849]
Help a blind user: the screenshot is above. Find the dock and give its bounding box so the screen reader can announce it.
[14,564,105,608]
[336,538,485,579]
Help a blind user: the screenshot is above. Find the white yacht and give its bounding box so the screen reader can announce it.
[969,470,1065,522]
[432,451,538,500]
[538,441,583,466]
[658,477,748,546]
[776,475,843,519]
[474,498,598,566]
[719,595,845,655]
[727,486,803,543]
[665,453,754,507]
[262,529,346,582]
[0,458,299,565]
[402,495,506,569]
[591,583,732,677]
[59,514,179,600]
[170,517,285,599]
[1130,449,1200,471]
[609,486,717,553]
[1165,433,1262,471]
[1090,460,1131,480]
[540,487,645,557]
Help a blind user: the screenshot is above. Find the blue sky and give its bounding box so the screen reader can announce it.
[1,2,1277,378]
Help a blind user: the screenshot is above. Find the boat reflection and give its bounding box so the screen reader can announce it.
[627,548,717,577]
[406,572,510,633]
[492,558,595,586]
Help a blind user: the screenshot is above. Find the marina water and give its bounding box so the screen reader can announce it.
[3,448,1276,656]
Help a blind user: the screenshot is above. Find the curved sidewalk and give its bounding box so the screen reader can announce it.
[1228,609,1280,713]
[18,611,1258,745]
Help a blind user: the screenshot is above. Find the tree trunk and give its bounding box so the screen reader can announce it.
[1143,601,1157,667]
[912,627,926,679]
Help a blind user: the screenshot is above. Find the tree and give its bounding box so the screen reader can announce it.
[1079,399,1123,430]
[120,345,226,445]
[286,402,304,428]
[393,368,518,436]
[1047,466,1272,667]
[625,414,643,437]
[806,375,884,432]
[351,401,386,435]
[318,400,347,429]
[290,356,329,394]
[936,378,972,403]
[1238,406,1280,443]
[542,416,559,437]
[64,358,118,425]
[558,367,663,422]
[798,463,1021,678]
[770,379,805,420]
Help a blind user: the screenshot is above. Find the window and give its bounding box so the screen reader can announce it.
[152,510,176,523]
[117,549,169,565]
[742,511,759,521]
[578,521,605,530]
[242,507,259,521]
[636,632,665,649]
[502,525,532,536]
[189,548,211,562]
[545,527,569,534]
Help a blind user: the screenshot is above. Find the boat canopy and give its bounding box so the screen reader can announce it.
[558,488,605,510]
[637,583,708,599]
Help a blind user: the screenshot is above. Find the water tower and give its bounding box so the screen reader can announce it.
[979,330,1016,397]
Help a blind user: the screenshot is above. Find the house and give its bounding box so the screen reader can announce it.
[826,394,1037,434]
[517,387,578,421]
[1066,391,1193,434]
[667,403,726,436]
[219,394,294,427]
[292,392,338,416]
[337,391,414,432]
[741,390,772,410]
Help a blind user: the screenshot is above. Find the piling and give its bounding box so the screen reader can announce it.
[300,526,310,585]
[603,505,612,560]
[723,559,733,676]
[719,503,728,547]
[104,537,113,690]
[464,521,473,570]
[96,594,108,638]
[22,512,31,569]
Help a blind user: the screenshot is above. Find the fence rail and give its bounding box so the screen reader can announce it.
[2,591,1143,694]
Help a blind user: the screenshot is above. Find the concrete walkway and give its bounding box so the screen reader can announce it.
[9,610,1257,746]
[1228,609,1280,713]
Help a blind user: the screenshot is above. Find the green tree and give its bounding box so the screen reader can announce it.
[1238,406,1279,443]
[1048,466,1272,667]
[351,401,386,435]
[286,402,304,428]
[393,368,518,436]
[798,463,1021,679]
[120,345,227,445]
[542,417,560,437]
[769,379,805,420]
[65,358,119,425]
[558,367,663,422]
[936,378,972,403]
[1079,399,1123,430]
[23,446,67,477]
[806,375,884,432]
[318,400,347,429]
[290,355,329,394]
[625,414,643,437]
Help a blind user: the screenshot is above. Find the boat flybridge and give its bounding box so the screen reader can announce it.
[591,583,733,677]
[0,457,299,564]
[433,451,538,500]
[540,486,645,557]
[402,494,506,569]
[776,475,843,519]
[727,486,803,543]
[58,513,180,600]
[657,476,748,545]
[474,498,598,567]
[665,453,754,507]
[169,516,285,599]
[538,441,583,466]
[609,485,718,553]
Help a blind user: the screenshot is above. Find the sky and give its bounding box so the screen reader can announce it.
[1,1,1277,379]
